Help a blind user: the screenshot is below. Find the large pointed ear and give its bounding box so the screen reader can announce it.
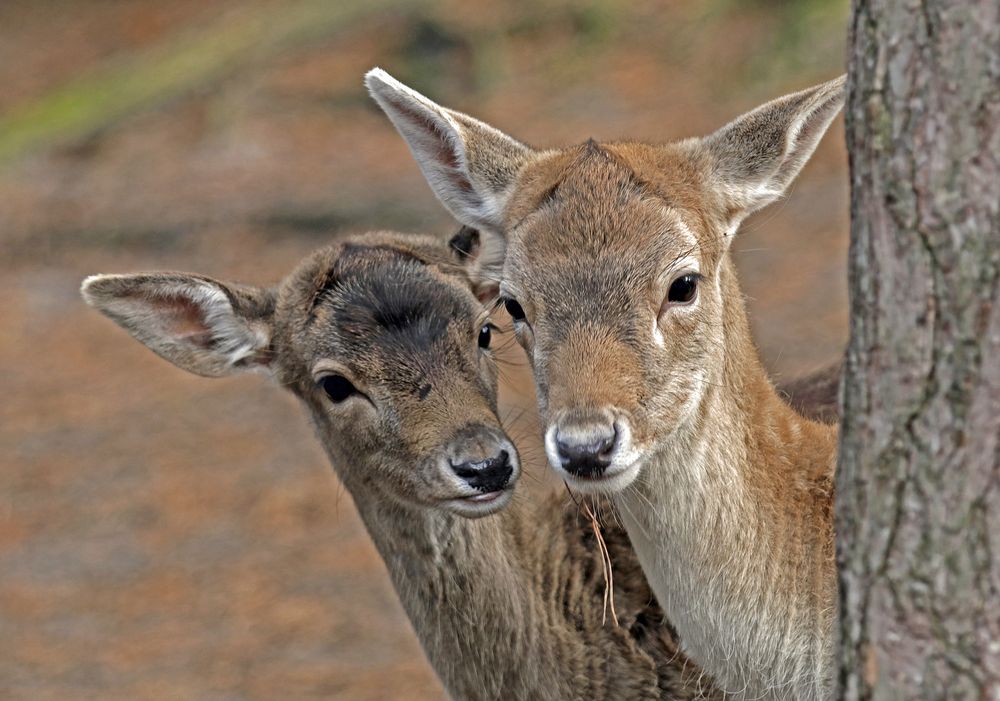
[702,74,845,229]
[81,273,275,378]
[365,68,535,234]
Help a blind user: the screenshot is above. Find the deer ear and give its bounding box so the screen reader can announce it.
[81,273,275,378]
[702,74,845,229]
[365,68,534,235]
[447,226,502,302]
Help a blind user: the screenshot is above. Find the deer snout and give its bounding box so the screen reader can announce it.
[549,410,618,478]
[544,410,642,493]
[447,425,519,495]
[556,431,616,476]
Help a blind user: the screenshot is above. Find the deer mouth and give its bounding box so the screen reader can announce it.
[443,486,515,518]
[557,458,644,495]
[465,490,505,503]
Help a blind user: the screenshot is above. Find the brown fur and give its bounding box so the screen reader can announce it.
[82,232,721,700]
[368,69,845,699]
[776,362,841,424]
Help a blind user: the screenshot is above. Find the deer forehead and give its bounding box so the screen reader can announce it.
[502,145,712,293]
[279,250,482,386]
[503,202,704,314]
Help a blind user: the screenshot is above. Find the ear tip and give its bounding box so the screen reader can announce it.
[80,274,112,305]
[820,74,847,102]
[364,66,397,94]
[363,66,385,83]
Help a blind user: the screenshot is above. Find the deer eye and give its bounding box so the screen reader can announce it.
[503,298,526,322]
[320,374,357,403]
[478,324,493,349]
[667,274,699,305]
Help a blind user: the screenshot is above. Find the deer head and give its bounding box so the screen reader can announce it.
[368,69,844,494]
[81,232,519,518]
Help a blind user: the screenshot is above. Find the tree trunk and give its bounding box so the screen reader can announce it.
[837,0,1000,698]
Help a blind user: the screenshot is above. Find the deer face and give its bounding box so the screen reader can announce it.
[496,145,729,491]
[82,233,519,518]
[275,239,517,517]
[367,69,843,494]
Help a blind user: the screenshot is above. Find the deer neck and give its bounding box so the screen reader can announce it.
[328,461,689,700]
[613,256,838,700]
[327,467,529,699]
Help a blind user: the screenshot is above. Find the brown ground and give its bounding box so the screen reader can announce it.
[0,2,849,698]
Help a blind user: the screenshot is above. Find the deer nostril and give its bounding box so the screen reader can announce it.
[596,434,616,460]
[451,460,481,480]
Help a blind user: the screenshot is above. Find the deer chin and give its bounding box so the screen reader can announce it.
[441,487,515,518]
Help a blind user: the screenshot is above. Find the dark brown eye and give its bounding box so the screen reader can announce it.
[321,374,356,403]
[503,298,526,322]
[667,274,699,305]
[478,324,492,349]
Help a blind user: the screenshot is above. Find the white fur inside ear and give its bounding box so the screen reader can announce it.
[364,67,515,232]
[365,68,467,166]
[706,75,845,223]
[82,274,270,376]
[181,282,266,368]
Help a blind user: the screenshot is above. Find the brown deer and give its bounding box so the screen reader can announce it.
[367,70,845,699]
[81,232,720,700]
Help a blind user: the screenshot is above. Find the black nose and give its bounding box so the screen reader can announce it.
[450,449,513,493]
[556,425,617,477]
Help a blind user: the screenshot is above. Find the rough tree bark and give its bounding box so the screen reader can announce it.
[837,0,1000,698]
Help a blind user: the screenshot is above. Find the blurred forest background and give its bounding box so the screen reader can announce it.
[0,1,849,698]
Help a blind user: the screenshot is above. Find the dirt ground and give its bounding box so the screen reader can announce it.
[0,2,849,698]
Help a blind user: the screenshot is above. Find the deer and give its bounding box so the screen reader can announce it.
[366,69,846,699]
[81,231,724,700]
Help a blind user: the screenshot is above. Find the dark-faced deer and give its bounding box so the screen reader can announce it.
[368,71,845,699]
[82,232,721,700]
